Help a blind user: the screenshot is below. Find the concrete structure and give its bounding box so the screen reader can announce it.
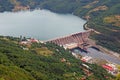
[102,63,118,75]
[27,38,39,43]
[81,56,93,63]
[20,38,39,45]
[46,30,93,50]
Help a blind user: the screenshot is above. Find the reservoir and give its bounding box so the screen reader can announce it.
[0,9,86,40]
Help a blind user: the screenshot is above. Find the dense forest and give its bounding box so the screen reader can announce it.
[0,36,115,80]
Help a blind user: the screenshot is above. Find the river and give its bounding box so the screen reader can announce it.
[0,9,86,40]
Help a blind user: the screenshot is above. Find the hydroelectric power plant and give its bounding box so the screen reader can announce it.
[46,30,93,50]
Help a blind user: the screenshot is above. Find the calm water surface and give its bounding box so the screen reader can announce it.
[0,10,86,40]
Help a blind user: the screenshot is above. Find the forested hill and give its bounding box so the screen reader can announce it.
[0,0,120,53]
[0,36,115,80]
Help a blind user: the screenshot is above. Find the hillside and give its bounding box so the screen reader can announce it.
[0,36,115,80]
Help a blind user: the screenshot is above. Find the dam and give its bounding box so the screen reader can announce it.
[46,30,93,50]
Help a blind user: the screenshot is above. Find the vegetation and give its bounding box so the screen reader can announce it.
[0,65,35,80]
[104,15,120,27]
[0,36,115,80]
[33,47,53,56]
[116,74,120,80]
[0,0,14,12]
